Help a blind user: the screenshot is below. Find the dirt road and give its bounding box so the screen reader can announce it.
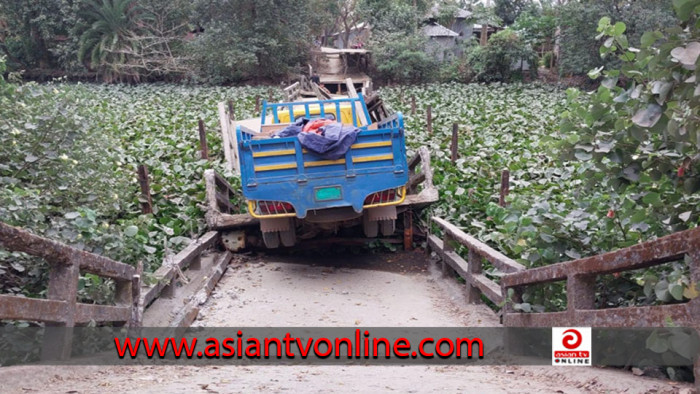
[0,251,692,393]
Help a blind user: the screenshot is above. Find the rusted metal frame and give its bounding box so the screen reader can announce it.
[432,216,526,273]
[502,227,700,288]
[0,221,76,266]
[140,231,220,307]
[0,295,67,322]
[0,295,128,325]
[503,303,695,328]
[75,304,131,323]
[42,259,79,360]
[0,221,135,281]
[686,233,700,387]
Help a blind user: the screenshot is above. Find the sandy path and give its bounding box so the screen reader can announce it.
[0,253,692,393]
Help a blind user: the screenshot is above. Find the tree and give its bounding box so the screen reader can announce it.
[467,28,536,82]
[0,1,79,73]
[77,0,144,82]
[556,0,676,75]
[493,0,531,26]
[559,1,700,239]
[188,0,314,83]
[512,3,556,67]
[469,4,502,46]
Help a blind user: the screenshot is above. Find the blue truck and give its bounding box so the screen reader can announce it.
[235,95,410,248]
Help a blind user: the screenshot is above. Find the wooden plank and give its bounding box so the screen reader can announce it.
[216,192,236,213]
[140,232,220,307]
[207,212,260,230]
[408,150,422,169]
[408,172,426,191]
[432,217,526,273]
[502,227,700,288]
[345,78,368,126]
[218,102,235,172]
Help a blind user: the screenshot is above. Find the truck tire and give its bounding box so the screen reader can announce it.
[279,227,296,247]
[262,231,280,249]
[362,213,379,237]
[380,219,395,236]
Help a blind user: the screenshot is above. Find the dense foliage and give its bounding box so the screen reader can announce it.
[383,80,698,313]
[466,29,536,82]
[557,0,677,75]
[0,67,272,299]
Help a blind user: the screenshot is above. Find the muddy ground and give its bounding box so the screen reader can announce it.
[0,250,693,393]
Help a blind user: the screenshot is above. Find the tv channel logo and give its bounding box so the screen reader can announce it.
[552,327,592,366]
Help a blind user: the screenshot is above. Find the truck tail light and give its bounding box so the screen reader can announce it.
[364,189,397,205]
[258,201,295,215]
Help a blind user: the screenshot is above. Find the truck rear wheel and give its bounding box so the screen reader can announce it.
[362,213,379,237]
[262,231,280,249]
[380,219,395,236]
[279,227,296,247]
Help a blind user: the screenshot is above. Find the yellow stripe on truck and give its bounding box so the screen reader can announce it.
[254,154,394,172]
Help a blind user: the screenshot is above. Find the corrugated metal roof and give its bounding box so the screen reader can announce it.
[422,23,458,37]
[455,9,472,19]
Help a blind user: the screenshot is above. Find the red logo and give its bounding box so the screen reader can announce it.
[562,329,582,349]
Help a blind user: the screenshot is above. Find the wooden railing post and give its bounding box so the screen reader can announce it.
[426,105,432,135]
[227,100,235,123]
[403,210,413,251]
[198,119,209,160]
[130,261,143,328]
[441,232,454,276]
[451,123,459,164]
[499,170,510,207]
[137,165,153,214]
[466,248,481,303]
[255,96,261,114]
[410,95,416,116]
[41,261,79,360]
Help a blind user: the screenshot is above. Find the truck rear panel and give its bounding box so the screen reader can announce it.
[237,96,408,219]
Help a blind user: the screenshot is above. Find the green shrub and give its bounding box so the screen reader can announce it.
[467,29,537,83]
